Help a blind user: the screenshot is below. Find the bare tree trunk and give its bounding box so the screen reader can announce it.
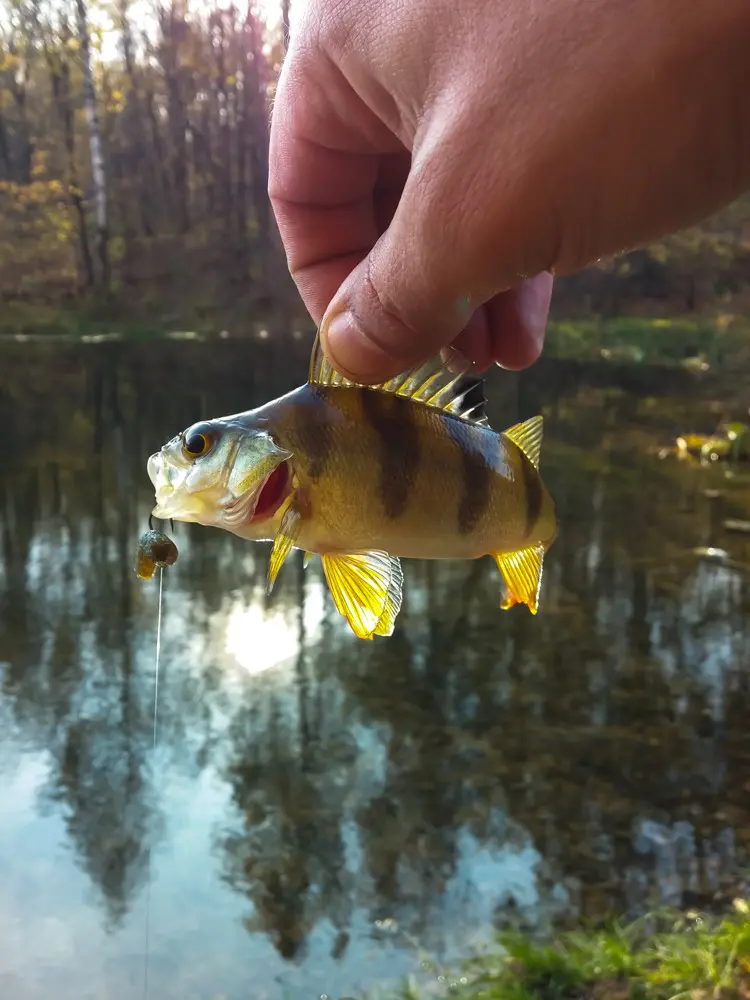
[211,10,232,238]
[75,0,110,289]
[139,40,172,214]
[245,5,270,248]
[0,110,11,177]
[236,53,248,243]
[282,0,290,52]
[39,13,95,289]
[7,33,34,182]
[159,3,191,234]
[119,0,155,237]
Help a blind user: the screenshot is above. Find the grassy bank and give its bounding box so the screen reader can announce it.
[1,300,749,371]
[370,904,750,999]
[544,316,750,369]
[0,298,304,341]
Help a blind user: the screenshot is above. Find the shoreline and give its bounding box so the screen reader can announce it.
[366,902,750,999]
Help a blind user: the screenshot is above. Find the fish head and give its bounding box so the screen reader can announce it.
[147,413,293,533]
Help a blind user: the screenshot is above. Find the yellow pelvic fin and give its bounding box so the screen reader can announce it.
[494,544,545,615]
[308,332,490,427]
[267,504,302,594]
[321,550,404,640]
[503,415,543,469]
[303,551,313,569]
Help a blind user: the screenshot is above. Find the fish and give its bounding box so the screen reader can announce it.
[135,528,179,580]
[147,334,557,639]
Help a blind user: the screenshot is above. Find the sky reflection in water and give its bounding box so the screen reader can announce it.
[0,339,748,999]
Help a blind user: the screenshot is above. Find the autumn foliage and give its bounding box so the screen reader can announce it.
[0,0,294,329]
[0,0,749,333]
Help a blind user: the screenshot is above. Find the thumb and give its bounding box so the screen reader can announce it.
[319,226,481,386]
[318,154,524,384]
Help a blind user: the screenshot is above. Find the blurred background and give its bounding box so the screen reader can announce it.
[1,3,749,999]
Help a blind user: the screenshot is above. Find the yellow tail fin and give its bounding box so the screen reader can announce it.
[493,544,545,615]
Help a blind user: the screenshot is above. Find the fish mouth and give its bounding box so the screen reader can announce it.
[223,460,291,528]
[148,451,178,519]
[147,440,292,528]
[147,449,222,522]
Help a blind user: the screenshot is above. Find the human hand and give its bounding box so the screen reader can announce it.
[269,0,750,384]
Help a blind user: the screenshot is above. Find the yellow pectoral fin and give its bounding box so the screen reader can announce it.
[267,505,302,594]
[494,544,545,615]
[321,551,404,640]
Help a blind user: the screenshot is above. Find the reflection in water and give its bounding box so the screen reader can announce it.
[0,339,749,999]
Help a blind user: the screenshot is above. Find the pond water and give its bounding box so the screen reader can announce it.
[1,336,749,1000]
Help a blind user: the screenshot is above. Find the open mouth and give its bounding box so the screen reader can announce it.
[148,451,178,517]
[147,451,170,492]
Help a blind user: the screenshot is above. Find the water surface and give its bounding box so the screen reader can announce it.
[1,338,749,1000]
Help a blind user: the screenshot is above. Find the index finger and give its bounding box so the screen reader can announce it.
[268,54,402,323]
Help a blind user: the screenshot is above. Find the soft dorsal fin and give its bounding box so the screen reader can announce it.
[308,331,490,427]
[504,415,543,469]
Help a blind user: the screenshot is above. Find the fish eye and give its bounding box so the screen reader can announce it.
[182,425,212,459]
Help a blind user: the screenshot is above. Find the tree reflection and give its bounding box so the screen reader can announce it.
[0,340,749,977]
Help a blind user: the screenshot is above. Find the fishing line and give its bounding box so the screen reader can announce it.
[143,565,164,1000]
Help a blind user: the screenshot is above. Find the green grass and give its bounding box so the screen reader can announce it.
[0,286,303,341]
[0,300,174,339]
[369,902,750,1000]
[545,316,750,367]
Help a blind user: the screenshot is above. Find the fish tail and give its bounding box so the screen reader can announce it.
[493,543,546,615]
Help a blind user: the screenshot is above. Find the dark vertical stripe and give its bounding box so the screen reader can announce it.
[518,450,543,538]
[360,389,420,519]
[457,447,493,535]
[444,417,494,536]
[292,387,332,480]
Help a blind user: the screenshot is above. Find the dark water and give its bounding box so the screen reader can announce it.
[1,336,750,1000]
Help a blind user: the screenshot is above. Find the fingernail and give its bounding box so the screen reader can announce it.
[321,309,391,382]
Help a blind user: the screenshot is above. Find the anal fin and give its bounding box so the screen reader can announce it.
[494,544,545,615]
[372,570,403,637]
[321,551,404,640]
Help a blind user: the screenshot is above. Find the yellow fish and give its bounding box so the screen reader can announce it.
[147,335,557,639]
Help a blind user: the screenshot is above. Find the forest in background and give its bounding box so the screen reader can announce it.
[1,0,750,345]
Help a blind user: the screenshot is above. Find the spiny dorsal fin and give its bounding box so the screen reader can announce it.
[308,331,490,427]
[504,415,543,469]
